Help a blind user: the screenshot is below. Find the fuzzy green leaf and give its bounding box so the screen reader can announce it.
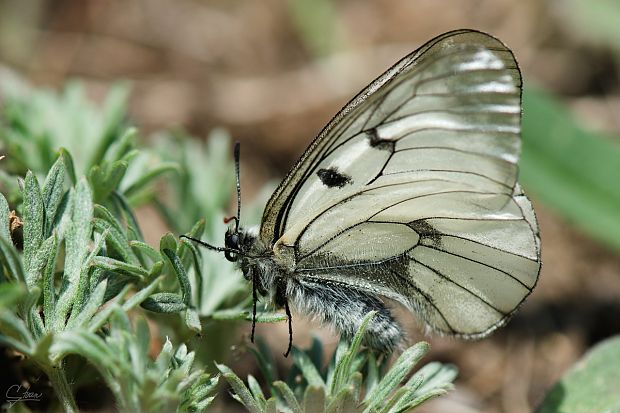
[247,374,267,408]
[273,380,303,413]
[51,330,118,373]
[111,191,143,240]
[23,171,44,286]
[408,362,457,397]
[0,236,25,283]
[0,310,35,352]
[185,308,201,333]
[88,287,131,333]
[91,256,148,280]
[67,279,108,330]
[292,346,325,388]
[59,148,77,186]
[394,389,448,412]
[129,240,161,262]
[141,292,187,313]
[56,178,93,330]
[88,160,128,203]
[67,228,109,328]
[92,217,135,264]
[217,363,263,413]
[93,203,126,235]
[24,286,44,338]
[325,386,358,413]
[363,342,430,413]
[0,193,11,242]
[331,311,376,395]
[161,248,191,306]
[42,234,59,331]
[303,385,326,413]
[211,309,288,323]
[42,156,66,236]
[265,398,278,413]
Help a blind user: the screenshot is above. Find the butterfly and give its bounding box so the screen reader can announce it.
[183,29,541,356]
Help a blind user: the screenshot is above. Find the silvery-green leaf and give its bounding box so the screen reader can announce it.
[42,156,66,236]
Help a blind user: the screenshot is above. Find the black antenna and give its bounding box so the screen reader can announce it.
[234,142,241,231]
[234,142,260,348]
[180,235,245,256]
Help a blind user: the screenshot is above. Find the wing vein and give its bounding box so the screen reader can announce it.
[410,257,507,316]
[417,243,532,290]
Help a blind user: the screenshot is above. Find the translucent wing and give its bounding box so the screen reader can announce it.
[261,29,541,337]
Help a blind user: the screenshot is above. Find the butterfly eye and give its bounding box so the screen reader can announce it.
[224,250,238,262]
[226,233,239,249]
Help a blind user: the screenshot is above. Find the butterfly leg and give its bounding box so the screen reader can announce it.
[274,277,293,357]
[251,270,258,343]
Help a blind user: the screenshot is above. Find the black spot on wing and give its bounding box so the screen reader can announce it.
[317,167,352,188]
[368,128,395,152]
[408,219,441,247]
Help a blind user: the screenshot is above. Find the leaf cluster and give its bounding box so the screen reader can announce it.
[219,312,457,413]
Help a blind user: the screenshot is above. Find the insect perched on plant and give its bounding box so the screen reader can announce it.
[183,29,541,356]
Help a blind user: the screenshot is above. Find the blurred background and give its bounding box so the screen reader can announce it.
[1,1,620,412]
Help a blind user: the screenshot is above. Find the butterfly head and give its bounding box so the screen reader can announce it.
[224,216,241,262]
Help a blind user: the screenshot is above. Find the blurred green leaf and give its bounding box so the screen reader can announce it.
[536,335,620,413]
[521,87,620,250]
[0,192,10,242]
[0,82,129,176]
[287,0,342,57]
[88,160,128,203]
[561,0,620,56]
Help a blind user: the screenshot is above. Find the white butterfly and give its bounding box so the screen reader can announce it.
[184,29,541,356]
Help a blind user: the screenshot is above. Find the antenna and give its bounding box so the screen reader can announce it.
[234,141,241,230]
[180,235,241,255]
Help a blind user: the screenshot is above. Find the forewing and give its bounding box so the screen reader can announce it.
[262,30,541,337]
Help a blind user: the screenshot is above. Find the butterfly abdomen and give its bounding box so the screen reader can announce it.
[288,277,405,353]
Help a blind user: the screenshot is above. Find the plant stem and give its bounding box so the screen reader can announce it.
[47,365,78,413]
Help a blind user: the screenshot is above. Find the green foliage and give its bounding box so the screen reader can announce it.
[0,85,218,411]
[0,151,217,412]
[219,312,458,413]
[0,82,128,177]
[1,82,457,412]
[0,83,177,211]
[536,336,620,413]
[54,310,218,413]
[521,87,620,250]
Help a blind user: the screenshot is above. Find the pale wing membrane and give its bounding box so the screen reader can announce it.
[260,29,517,244]
[267,32,522,245]
[263,30,541,337]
